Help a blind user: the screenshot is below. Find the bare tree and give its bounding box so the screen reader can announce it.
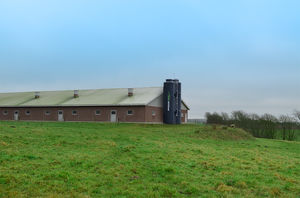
[248,113,261,137]
[279,115,292,140]
[260,114,278,139]
[221,112,230,124]
[205,112,224,124]
[205,110,298,140]
[293,110,300,122]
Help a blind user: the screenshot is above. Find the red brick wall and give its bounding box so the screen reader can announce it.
[145,106,163,123]
[181,109,188,123]
[0,106,188,123]
[145,107,188,123]
[0,106,148,122]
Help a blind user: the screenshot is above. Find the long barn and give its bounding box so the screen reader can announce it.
[0,80,189,124]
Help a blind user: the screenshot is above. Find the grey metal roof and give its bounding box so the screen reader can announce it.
[0,87,163,107]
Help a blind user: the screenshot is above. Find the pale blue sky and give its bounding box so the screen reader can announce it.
[0,0,299,118]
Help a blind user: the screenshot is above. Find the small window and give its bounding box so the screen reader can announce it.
[72,110,78,115]
[14,111,19,115]
[111,111,116,115]
[152,111,156,116]
[3,110,8,115]
[58,110,63,115]
[45,110,51,116]
[95,110,101,115]
[127,110,133,115]
[25,110,31,115]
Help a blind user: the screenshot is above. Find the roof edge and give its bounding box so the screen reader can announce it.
[0,86,163,94]
[0,104,147,108]
[181,100,190,110]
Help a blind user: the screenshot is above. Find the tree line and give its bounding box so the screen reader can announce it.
[205,110,300,141]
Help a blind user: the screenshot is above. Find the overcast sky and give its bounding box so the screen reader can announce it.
[0,0,299,118]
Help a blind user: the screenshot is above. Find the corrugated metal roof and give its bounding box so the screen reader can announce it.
[0,87,163,107]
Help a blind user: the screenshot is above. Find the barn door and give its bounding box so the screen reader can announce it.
[110,110,117,122]
[14,111,19,121]
[58,110,64,121]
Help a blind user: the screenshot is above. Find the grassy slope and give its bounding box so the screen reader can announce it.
[0,122,299,198]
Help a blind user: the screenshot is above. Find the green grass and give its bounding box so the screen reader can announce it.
[0,121,299,198]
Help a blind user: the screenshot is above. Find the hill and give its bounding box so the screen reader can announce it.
[0,121,299,197]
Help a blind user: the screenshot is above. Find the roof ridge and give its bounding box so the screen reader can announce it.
[0,86,163,94]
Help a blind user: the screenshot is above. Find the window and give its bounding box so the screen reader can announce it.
[25,110,31,115]
[72,110,78,115]
[3,110,8,115]
[14,111,19,115]
[152,111,156,116]
[58,110,63,115]
[95,110,101,115]
[127,110,133,115]
[45,110,51,116]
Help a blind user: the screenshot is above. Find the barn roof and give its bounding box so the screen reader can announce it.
[0,87,164,107]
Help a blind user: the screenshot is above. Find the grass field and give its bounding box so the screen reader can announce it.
[0,121,299,197]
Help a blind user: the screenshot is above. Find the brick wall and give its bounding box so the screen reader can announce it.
[0,106,148,122]
[0,106,188,123]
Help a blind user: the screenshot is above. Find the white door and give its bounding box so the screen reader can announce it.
[58,110,64,121]
[14,111,19,121]
[110,110,117,122]
[185,113,188,123]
